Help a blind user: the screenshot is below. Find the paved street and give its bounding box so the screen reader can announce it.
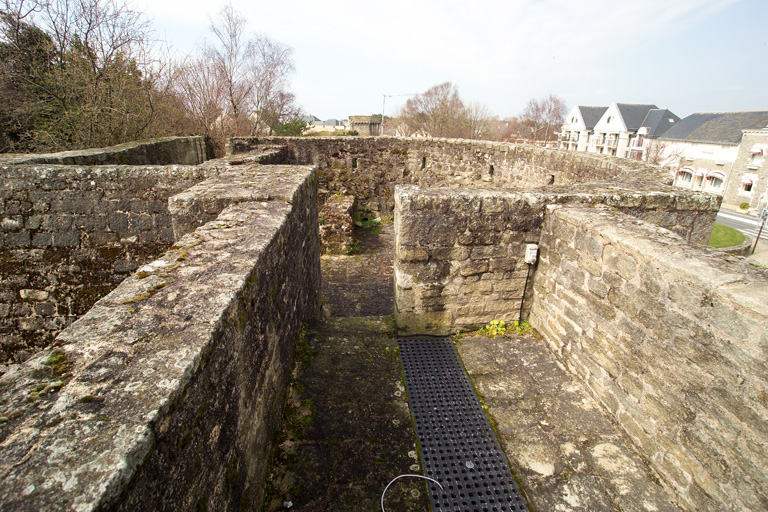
[716,208,768,241]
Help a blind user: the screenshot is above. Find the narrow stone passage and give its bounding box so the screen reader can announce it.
[265,218,681,512]
[263,317,430,511]
[456,335,681,512]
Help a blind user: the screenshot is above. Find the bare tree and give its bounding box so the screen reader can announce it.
[519,94,567,142]
[174,2,297,152]
[0,0,190,151]
[398,82,493,140]
[466,101,492,140]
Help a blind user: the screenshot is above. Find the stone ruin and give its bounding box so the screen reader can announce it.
[0,135,766,511]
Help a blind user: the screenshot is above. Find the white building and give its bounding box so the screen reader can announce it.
[589,103,679,158]
[559,106,607,152]
[662,112,768,201]
[560,103,678,160]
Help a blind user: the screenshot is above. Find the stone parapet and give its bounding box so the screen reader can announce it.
[0,165,320,510]
[228,136,677,216]
[3,136,210,166]
[168,164,314,239]
[393,184,720,334]
[0,165,215,362]
[530,206,768,511]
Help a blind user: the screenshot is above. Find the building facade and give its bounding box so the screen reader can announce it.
[560,103,678,160]
[666,112,768,207]
[721,129,768,211]
[559,106,607,152]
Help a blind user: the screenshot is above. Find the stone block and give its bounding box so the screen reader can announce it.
[1,216,23,232]
[19,289,49,301]
[398,246,430,262]
[86,231,120,246]
[33,301,56,316]
[17,316,44,330]
[574,232,604,260]
[31,232,53,247]
[459,260,489,277]
[6,230,30,247]
[52,231,81,248]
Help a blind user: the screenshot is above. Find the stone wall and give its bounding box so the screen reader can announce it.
[529,206,768,511]
[5,136,210,166]
[393,185,720,333]
[0,165,320,511]
[228,136,661,217]
[0,165,214,363]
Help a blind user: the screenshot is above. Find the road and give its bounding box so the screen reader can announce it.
[716,209,768,242]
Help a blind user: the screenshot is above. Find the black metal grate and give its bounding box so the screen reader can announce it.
[398,336,528,512]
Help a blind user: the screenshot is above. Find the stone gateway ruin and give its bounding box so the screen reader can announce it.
[1,135,766,511]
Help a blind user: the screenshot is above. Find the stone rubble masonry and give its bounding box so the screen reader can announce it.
[393,183,719,334]
[0,164,216,363]
[0,164,321,511]
[318,193,356,254]
[0,143,286,363]
[228,136,679,217]
[1,136,210,166]
[529,206,768,511]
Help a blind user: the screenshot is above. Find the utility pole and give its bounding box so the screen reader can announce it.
[752,208,768,255]
[379,91,417,136]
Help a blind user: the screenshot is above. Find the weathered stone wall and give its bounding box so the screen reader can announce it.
[0,165,320,511]
[394,186,544,333]
[4,136,210,166]
[228,136,661,216]
[0,165,214,363]
[393,185,720,333]
[529,206,768,511]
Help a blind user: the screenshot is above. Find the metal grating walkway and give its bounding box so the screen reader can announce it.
[398,336,528,512]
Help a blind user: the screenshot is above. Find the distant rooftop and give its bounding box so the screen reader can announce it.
[578,106,608,130]
[659,111,768,145]
[615,103,659,131]
[641,109,680,138]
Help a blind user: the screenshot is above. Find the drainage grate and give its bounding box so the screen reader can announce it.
[398,336,528,512]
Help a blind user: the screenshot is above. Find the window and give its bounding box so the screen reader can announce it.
[606,116,613,123]
[751,152,763,167]
[740,174,758,196]
[679,172,692,183]
[705,171,726,192]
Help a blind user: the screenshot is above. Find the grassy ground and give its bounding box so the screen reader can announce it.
[709,223,745,248]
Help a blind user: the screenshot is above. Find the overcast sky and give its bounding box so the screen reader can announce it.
[135,0,767,121]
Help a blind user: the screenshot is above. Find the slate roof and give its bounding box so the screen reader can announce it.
[659,112,768,145]
[641,109,680,138]
[578,106,608,130]
[616,103,658,131]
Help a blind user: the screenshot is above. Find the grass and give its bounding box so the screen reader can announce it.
[708,223,745,248]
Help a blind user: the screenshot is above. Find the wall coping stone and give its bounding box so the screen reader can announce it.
[0,164,318,511]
